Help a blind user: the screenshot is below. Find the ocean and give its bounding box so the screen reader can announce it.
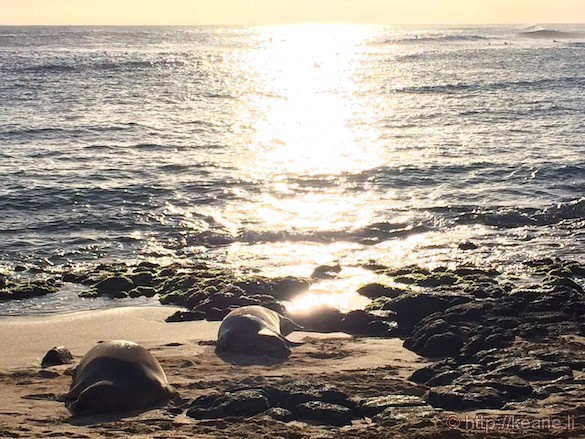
[1,24,584,314]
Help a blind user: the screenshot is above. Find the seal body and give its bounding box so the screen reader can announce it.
[62,340,175,415]
[217,305,302,358]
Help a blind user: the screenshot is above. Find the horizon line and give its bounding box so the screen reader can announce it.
[1,22,584,27]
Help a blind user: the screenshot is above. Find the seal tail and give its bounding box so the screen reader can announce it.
[258,328,304,348]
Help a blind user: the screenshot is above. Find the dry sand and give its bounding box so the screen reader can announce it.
[0,306,583,438]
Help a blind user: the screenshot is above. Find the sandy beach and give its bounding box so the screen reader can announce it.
[0,305,583,438]
[0,306,428,438]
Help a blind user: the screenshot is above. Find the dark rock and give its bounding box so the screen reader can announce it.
[128,286,157,298]
[566,262,585,277]
[357,283,405,299]
[41,346,73,367]
[360,395,426,417]
[458,241,478,250]
[184,292,207,309]
[0,281,58,301]
[417,273,460,288]
[259,382,355,411]
[544,276,583,294]
[427,385,505,410]
[485,376,533,400]
[493,359,573,381]
[271,277,311,300]
[366,320,397,337]
[425,371,462,387]
[14,265,27,272]
[186,390,270,419]
[165,310,206,322]
[289,305,344,332]
[266,407,294,422]
[196,292,239,311]
[373,406,435,428]
[409,360,457,384]
[95,276,134,296]
[385,294,454,333]
[340,310,377,334]
[130,271,154,287]
[205,307,233,321]
[158,267,177,278]
[62,272,88,283]
[517,323,549,338]
[293,401,353,426]
[420,332,464,358]
[311,264,341,280]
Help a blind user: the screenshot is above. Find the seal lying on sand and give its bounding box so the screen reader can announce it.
[61,340,176,415]
[217,305,303,358]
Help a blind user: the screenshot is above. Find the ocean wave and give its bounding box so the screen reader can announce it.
[18,58,185,75]
[455,198,585,228]
[391,76,585,95]
[194,221,430,247]
[518,29,578,39]
[375,34,490,45]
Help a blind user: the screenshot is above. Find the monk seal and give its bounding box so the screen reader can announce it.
[217,305,303,358]
[61,340,176,415]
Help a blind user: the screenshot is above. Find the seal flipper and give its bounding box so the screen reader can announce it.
[280,316,304,335]
[66,380,116,415]
[258,328,304,348]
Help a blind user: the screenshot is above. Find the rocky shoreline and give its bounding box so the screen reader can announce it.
[1,257,585,435]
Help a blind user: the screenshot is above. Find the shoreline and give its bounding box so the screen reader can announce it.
[0,258,584,437]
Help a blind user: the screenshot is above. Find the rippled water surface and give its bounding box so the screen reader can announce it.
[1,24,584,312]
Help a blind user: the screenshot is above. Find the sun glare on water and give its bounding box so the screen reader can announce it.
[242,25,383,176]
[222,26,395,312]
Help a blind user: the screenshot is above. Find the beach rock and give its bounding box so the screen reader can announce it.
[186,380,359,425]
[265,382,354,410]
[128,286,157,298]
[373,406,435,429]
[195,292,239,312]
[266,407,294,422]
[270,277,311,300]
[340,310,377,334]
[483,376,533,400]
[61,272,89,283]
[95,275,134,296]
[165,310,206,322]
[458,241,478,250]
[293,401,353,426]
[204,306,233,321]
[409,360,457,385]
[357,283,405,299]
[311,264,341,280]
[289,305,344,332]
[425,370,462,387]
[427,385,505,410]
[186,390,270,419]
[420,332,464,358]
[41,346,73,367]
[0,281,58,301]
[360,395,426,417]
[366,320,398,337]
[385,294,456,333]
[130,271,154,287]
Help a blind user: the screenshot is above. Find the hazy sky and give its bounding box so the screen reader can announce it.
[1,0,584,25]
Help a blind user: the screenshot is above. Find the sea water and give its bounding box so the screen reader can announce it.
[0,24,584,314]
